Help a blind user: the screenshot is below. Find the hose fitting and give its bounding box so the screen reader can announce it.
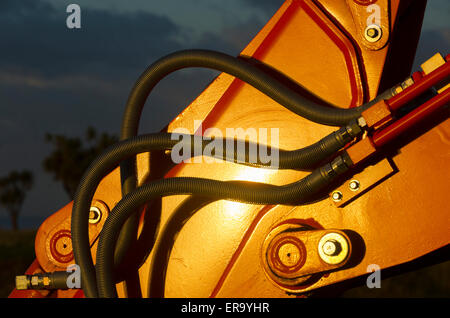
[333,120,363,144]
[319,154,352,180]
[330,154,352,175]
[15,271,78,290]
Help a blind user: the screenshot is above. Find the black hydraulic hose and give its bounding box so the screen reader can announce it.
[115,121,361,269]
[115,49,394,270]
[72,134,181,298]
[95,155,353,298]
[75,47,389,296]
[121,49,372,139]
[275,120,361,169]
[71,125,359,297]
[161,121,360,170]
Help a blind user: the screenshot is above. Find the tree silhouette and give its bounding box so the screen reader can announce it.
[43,127,118,199]
[0,170,34,231]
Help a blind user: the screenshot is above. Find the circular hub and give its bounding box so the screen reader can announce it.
[49,229,74,264]
[268,236,307,277]
[261,223,316,290]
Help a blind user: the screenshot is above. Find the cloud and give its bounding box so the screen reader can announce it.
[194,16,265,55]
[0,0,223,136]
[413,28,450,70]
[1,0,448,228]
[0,0,183,80]
[241,0,284,14]
[0,0,222,226]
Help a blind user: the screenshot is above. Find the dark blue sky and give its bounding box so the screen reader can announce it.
[0,0,449,229]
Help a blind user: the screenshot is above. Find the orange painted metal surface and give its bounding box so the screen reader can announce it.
[11,0,449,298]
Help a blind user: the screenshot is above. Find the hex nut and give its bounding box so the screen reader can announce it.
[364,24,382,43]
[15,275,30,290]
[318,232,349,265]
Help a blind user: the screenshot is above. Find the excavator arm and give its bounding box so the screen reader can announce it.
[9,0,449,298]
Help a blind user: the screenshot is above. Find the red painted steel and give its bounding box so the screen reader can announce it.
[374,87,450,147]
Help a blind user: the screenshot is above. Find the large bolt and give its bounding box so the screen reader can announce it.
[322,239,341,256]
[318,232,349,265]
[366,28,378,38]
[364,24,382,43]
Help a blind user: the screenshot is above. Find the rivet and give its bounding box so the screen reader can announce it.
[332,191,343,202]
[349,180,360,191]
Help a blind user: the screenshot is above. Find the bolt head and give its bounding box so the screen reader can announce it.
[322,240,341,256]
[364,24,382,43]
[332,191,343,202]
[366,28,378,38]
[318,232,350,265]
[349,180,360,191]
[357,117,367,128]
